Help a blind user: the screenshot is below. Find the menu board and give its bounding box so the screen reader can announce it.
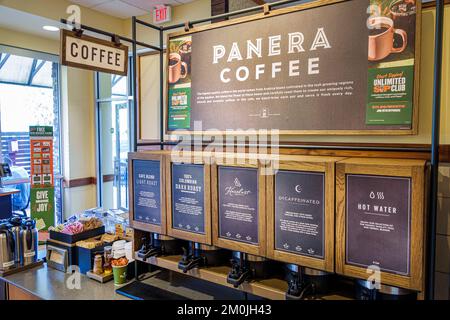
[218,167,259,244]
[275,171,325,259]
[167,0,419,134]
[133,160,162,225]
[171,163,205,234]
[346,174,411,275]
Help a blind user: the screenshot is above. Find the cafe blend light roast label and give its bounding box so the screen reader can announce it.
[171,164,205,234]
[167,0,417,132]
[275,171,325,258]
[218,167,259,245]
[346,174,411,275]
[133,160,162,225]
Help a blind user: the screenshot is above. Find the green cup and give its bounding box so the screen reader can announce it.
[112,264,128,285]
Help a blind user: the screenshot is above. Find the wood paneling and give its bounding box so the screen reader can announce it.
[63,177,95,188]
[422,0,450,8]
[211,153,267,257]
[166,152,213,245]
[138,143,450,162]
[335,157,427,291]
[7,284,40,300]
[128,151,169,234]
[266,155,344,272]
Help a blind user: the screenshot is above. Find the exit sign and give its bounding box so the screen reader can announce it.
[153,5,171,24]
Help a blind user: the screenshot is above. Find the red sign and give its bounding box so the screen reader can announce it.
[153,5,171,24]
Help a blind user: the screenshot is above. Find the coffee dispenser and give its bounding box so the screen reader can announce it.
[20,219,38,266]
[130,151,184,263]
[9,217,23,265]
[165,154,229,273]
[211,153,268,288]
[227,252,278,288]
[0,223,15,271]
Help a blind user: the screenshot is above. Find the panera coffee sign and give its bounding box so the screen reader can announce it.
[61,29,128,76]
[167,0,419,134]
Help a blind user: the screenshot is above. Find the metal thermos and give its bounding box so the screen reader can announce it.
[20,220,38,266]
[0,223,15,271]
[9,217,23,264]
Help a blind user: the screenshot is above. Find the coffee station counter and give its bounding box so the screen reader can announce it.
[0,261,230,300]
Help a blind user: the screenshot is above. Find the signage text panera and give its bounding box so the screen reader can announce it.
[61,30,128,76]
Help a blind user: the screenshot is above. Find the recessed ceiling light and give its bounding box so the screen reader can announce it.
[43,25,59,32]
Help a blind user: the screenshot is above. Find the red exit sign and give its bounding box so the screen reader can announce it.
[153,5,171,24]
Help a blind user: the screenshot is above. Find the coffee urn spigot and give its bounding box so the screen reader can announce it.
[227,253,251,288]
[178,245,204,273]
[285,270,314,300]
[137,236,160,261]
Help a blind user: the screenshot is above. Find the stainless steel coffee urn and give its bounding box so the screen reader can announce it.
[9,217,23,265]
[0,223,15,271]
[20,220,38,266]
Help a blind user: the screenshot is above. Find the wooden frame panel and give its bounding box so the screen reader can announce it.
[166,153,212,244]
[335,158,426,291]
[211,154,266,256]
[165,0,421,136]
[266,155,343,272]
[128,151,167,234]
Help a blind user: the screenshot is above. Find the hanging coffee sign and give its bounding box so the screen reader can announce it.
[129,152,166,234]
[61,29,128,76]
[166,0,420,135]
[335,158,426,291]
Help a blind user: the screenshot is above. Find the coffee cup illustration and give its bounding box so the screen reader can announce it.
[368,16,407,61]
[390,0,416,48]
[169,52,187,84]
[178,40,192,73]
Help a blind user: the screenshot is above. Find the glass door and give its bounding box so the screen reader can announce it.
[96,71,131,210]
[0,46,63,222]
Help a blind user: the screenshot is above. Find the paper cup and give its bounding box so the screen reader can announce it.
[112,264,128,285]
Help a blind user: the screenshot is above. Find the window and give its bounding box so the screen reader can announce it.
[95,62,132,211]
[0,45,63,223]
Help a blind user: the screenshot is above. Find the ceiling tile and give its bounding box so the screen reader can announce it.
[69,0,112,8]
[92,0,149,18]
[121,0,161,11]
[174,0,194,4]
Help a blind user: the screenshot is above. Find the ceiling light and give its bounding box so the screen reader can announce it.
[43,25,59,32]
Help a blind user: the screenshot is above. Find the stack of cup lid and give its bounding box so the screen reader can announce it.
[112,240,127,259]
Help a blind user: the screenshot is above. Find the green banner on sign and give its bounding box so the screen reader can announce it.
[31,187,55,230]
[29,126,53,137]
[366,66,414,126]
[168,87,191,130]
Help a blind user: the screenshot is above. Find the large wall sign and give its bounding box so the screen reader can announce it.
[218,167,259,245]
[275,171,325,259]
[346,174,411,275]
[133,160,162,225]
[166,0,420,134]
[336,158,426,291]
[171,164,205,234]
[61,29,128,76]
